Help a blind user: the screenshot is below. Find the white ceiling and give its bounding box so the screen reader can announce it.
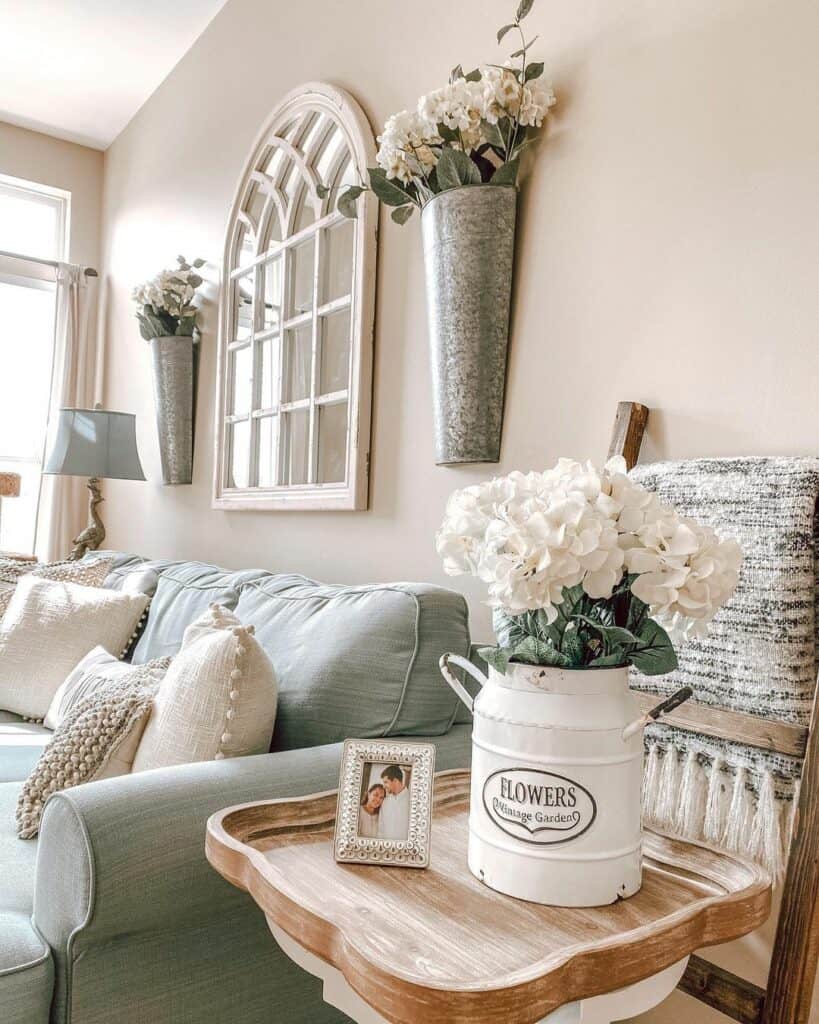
[0,0,229,150]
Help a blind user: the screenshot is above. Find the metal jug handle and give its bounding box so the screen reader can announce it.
[439,653,489,714]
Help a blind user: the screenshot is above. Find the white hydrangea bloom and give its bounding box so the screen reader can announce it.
[436,456,741,639]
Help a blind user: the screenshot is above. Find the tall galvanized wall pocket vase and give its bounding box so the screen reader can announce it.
[321,0,556,463]
[422,185,517,463]
[436,457,742,907]
[132,256,206,484]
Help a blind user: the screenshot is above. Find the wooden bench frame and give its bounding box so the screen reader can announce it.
[609,401,819,1024]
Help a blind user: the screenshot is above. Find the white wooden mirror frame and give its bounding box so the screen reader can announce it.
[213,82,377,511]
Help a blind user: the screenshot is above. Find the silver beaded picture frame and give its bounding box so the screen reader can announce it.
[334,739,436,869]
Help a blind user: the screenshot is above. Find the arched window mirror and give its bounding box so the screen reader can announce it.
[213,83,377,510]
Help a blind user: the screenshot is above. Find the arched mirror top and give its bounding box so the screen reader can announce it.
[214,83,378,511]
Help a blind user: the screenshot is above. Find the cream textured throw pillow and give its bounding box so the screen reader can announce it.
[0,556,114,622]
[132,604,278,771]
[16,655,171,839]
[45,645,151,731]
[0,576,149,720]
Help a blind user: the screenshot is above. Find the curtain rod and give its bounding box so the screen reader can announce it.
[0,248,98,277]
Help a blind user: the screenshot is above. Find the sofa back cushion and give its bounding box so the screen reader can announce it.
[234,575,470,749]
[131,563,268,662]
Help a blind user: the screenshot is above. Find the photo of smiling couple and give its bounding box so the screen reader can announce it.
[357,762,412,841]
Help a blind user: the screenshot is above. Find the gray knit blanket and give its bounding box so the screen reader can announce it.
[630,457,819,880]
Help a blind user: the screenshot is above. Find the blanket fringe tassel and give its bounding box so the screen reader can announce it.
[643,743,793,883]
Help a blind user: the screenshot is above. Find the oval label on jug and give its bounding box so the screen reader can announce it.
[482,768,597,845]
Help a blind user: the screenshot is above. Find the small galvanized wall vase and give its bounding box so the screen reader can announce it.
[440,656,644,908]
[150,335,195,485]
[421,184,517,465]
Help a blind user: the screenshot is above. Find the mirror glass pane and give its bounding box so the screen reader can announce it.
[257,414,278,486]
[230,344,253,415]
[258,336,279,410]
[317,402,348,483]
[237,225,255,269]
[293,185,315,234]
[228,419,250,488]
[261,257,282,332]
[233,272,254,341]
[316,125,342,187]
[319,308,350,395]
[246,184,265,232]
[283,325,312,403]
[290,237,315,316]
[282,409,309,485]
[323,219,354,303]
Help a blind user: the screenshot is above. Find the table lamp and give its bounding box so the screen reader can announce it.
[43,407,146,561]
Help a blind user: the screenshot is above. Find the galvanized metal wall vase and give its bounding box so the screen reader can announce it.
[422,185,517,464]
[132,255,206,485]
[149,336,196,485]
[322,1,557,463]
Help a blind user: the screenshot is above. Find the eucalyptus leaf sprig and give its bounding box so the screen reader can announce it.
[316,0,555,226]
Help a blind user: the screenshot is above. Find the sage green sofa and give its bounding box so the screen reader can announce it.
[0,552,473,1024]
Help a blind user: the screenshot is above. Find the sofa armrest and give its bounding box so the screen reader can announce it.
[33,725,472,1010]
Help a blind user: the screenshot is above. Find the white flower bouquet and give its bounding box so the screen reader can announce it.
[436,457,742,675]
[132,255,206,341]
[322,0,556,225]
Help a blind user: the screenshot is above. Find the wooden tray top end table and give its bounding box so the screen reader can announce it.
[206,770,771,1024]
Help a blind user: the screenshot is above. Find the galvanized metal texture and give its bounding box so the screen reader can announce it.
[150,335,194,485]
[421,184,517,465]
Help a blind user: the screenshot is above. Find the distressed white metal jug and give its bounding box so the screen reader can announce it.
[440,655,648,908]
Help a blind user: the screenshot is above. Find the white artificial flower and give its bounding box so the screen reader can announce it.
[436,460,627,619]
[436,457,741,641]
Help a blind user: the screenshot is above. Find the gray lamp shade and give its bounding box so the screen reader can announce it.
[43,408,146,481]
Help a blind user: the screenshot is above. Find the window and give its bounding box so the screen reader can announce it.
[0,174,70,555]
[213,84,377,511]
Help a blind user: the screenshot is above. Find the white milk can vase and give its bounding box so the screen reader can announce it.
[440,656,644,908]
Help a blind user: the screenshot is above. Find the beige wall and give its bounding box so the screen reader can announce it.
[0,120,103,269]
[98,3,818,1018]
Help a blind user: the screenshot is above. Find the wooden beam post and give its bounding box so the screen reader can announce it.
[607,401,649,470]
[760,681,819,1024]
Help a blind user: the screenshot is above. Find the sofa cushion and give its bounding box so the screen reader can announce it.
[235,575,470,749]
[0,781,38,911]
[0,717,52,784]
[0,911,53,1024]
[131,563,269,663]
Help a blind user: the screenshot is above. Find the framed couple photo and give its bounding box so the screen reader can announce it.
[334,739,435,868]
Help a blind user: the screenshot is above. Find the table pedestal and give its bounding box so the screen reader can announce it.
[270,922,689,1024]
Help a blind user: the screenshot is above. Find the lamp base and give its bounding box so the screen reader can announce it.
[68,477,106,561]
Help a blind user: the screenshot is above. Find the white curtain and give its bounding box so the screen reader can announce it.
[35,264,99,562]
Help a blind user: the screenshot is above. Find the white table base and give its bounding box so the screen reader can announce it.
[269,922,688,1024]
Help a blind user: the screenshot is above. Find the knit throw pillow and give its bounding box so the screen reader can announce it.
[16,655,171,839]
[0,556,115,623]
[45,645,149,731]
[131,604,278,772]
[0,576,149,720]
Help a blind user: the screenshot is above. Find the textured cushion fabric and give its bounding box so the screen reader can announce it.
[0,576,149,719]
[0,911,54,1024]
[45,645,161,730]
[34,726,471,1024]
[18,656,170,838]
[132,606,277,772]
[131,563,268,663]
[234,575,471,750]
[0,719,52,783]
[0,555,115,623]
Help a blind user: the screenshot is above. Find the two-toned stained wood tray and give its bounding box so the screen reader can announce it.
[206,770,771,1024]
